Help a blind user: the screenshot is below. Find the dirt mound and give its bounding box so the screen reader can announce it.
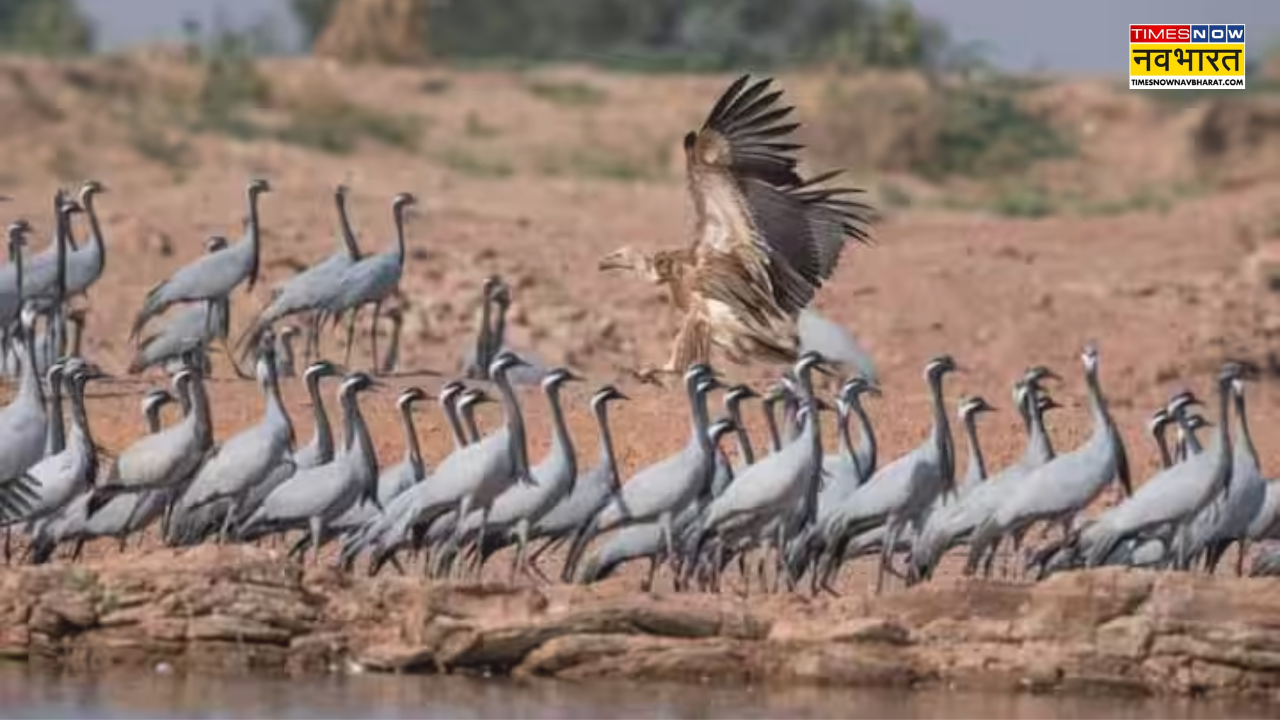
[1192,95,1280,186]
[313,0,429,65]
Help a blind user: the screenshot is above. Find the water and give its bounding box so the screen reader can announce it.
[0,664,1266,719]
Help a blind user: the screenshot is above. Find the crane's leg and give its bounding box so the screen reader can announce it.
[309,517,323,565]
[473,508,490,580]
[71,538,86,563]
[1236,539,1248,577]
[369,301,382,374]
[876,520,901,595]
[342,307,361,368]
[2,527,9,566]
[218,500,239,545]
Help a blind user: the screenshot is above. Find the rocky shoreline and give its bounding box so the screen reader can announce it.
[1,546,1277,701]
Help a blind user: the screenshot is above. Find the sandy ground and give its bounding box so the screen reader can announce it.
[1,58,1279,584]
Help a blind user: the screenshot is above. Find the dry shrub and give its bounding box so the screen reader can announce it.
[313,0,428,65]
[1193,96,1280,186]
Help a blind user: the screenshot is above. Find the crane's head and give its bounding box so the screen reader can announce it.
[924,355,957,379]
[171,367,195,397]
[1023,365,1061,389]
[706,416,738,445]
[489,349,529,380]
[303,359,342,383]
[591,384,629,408]
[392,192,417,219]
[1185,413,1212,431]
[335,183,350,200]
[248,178,272,196]
[543,367,584,391]
[490,280,512,309]
[142,388,175,415]
[958,395,996,421]
[840,376,880,401]
[397,386,431,410]
[79,179,106,206]
[438,379,467,407]
[45,359,66,387]
[204,235,229,253]
[59,198,83,219]
[6,219,31,245]
[724,384,759,407]
[1148,407,1170,435]
[1080,344,1100,374]
[1036,393,1062,415]
[340,371,378,396]
[1166,389,1201,418]
[457,386,493,411]
[796,350,834,379]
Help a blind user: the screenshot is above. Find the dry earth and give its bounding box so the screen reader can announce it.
[0,56,1279,696]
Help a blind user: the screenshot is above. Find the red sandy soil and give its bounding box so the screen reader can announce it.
[0,57,1279,582]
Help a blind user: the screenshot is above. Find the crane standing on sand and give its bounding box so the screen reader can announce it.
[597,74,874,381]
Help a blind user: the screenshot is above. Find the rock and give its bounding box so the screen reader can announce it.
[0,549,1279,699]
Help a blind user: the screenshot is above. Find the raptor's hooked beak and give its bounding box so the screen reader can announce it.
[598,248,635,272]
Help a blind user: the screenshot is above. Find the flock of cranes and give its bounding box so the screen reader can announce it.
[0,71,1277,596]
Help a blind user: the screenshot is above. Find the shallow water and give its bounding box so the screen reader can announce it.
[0,665,1268,719]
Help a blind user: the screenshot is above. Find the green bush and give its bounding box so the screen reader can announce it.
[915,86,1075,179]
[0,0,93,56]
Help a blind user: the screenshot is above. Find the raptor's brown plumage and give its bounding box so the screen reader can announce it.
[600,75,873,376]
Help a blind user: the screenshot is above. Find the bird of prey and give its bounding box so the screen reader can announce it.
[598,75,872,379]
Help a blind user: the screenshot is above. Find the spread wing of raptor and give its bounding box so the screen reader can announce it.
[600,74,873,374]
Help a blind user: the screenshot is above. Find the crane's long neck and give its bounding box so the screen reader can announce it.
[341,390,378,492]
[393,202,408,268]
[442,395,468,449]
[848,395,876,481]
[382,316,401,374]
[398,402,424,478]
[45,372,65,455]
[1152,423,1172,469]
[83,193,105,275]
[1233,386,1257,465]
[494,369,531,476]
[962,412,987,487]
[306,375,334,464]
[336,190,360,260]
[593,400,621,491]
[725,400,755,466]
[263,366,292,448]
[145,403,165,434]
[762,398,781,453]
[685,379,711,452]
[247,188,262,289]
[69,315,83,357]
[1026,389,1055,463]
[927,372,954,493]
[544,381,576,482]
[68,377,96,483]
[11,236,23,311]
[491,302,508,370]
[189,373,213,447]
[782,395,799,444]
[19,318,43,408]
[1084,366,1111,439]
[462,403,482,444]
[475,292,493,376]
[1211,379,1232,464]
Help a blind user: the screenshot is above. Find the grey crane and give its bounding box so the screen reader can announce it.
[1076,362,1242,569]
[32,389,179,563]
[130,178,270,341]
[690,354,830,575]
[356,351,534,574]
[126,239,231,375]
[172,336,295,542]
[516,385,628,579]
[275,325,300,378]
[966,346,1131,575]
[955,395,997,491]
[237,184,363,364]
[563,363,720,580]
[1149,408,1174,470]
[575,418,739,588]
[0,220,33,360]
[239,372,380,562]
[459,277,501,380]
[321,192,416,372]
[1184,375,1265,575]
[1247,480,1280,544]
[451,367,582,581]
[0,305,49,523]
[292,385,431,562]
[0,361,105,526]
[709,384,761,497]
[482,278,548,385]
[88,362,214,515]
[41,360,67,456]
[231,359,343,526]
[819,355,958,593]
[63,180,108,299]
